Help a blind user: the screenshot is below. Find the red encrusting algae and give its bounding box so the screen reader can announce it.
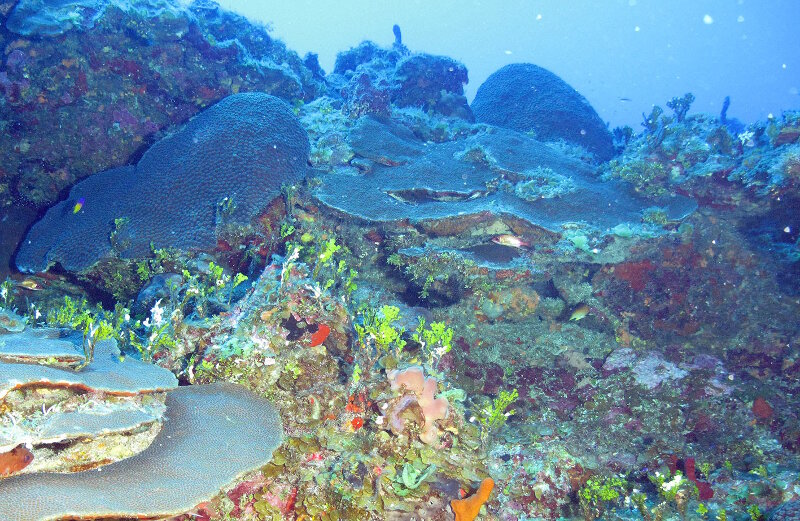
[752,397,773,420]
[309,324,330,347]
[613,260,656,292]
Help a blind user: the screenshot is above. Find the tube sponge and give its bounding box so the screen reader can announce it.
[451,477,494,521]
[387,366,449,445]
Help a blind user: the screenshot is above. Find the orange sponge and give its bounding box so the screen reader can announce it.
[451,477,494,521]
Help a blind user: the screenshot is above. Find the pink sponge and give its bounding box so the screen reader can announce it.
[387,366,449,445]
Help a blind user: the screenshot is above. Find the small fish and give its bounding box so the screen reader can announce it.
[73,197,85,214]
[16,279,43,291]
[309,323,331,347]
[619,97,633,102]
[0,444,34,477]
[491,234,530,249]
[569,304,590,321]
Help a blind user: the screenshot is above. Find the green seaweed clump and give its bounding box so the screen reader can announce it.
[579,475,629,521]
[412,318,454,370]
[475,387,518,446]
[355,305,407,357]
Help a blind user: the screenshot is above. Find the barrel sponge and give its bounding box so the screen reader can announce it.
[0,382,284,521]
[16,92,310,273]
[471,63,615,161]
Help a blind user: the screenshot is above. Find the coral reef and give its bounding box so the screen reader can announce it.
[0,382,283,520]
[3,6,800,521]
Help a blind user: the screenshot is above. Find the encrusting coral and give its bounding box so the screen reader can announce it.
[0,327,178,473]
[451,477,494,521]
[0,323,283,520]
[0,332,178,401]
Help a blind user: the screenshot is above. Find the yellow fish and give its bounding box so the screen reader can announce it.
[16,279,43,291]
[73,197,85,214]
[569,304,590,321]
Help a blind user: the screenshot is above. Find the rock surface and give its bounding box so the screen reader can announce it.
[0,0,322,208]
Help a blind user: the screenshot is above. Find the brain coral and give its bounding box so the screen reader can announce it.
[16,92,309,273]
[471,63,615,161]
[0,382,283,521]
